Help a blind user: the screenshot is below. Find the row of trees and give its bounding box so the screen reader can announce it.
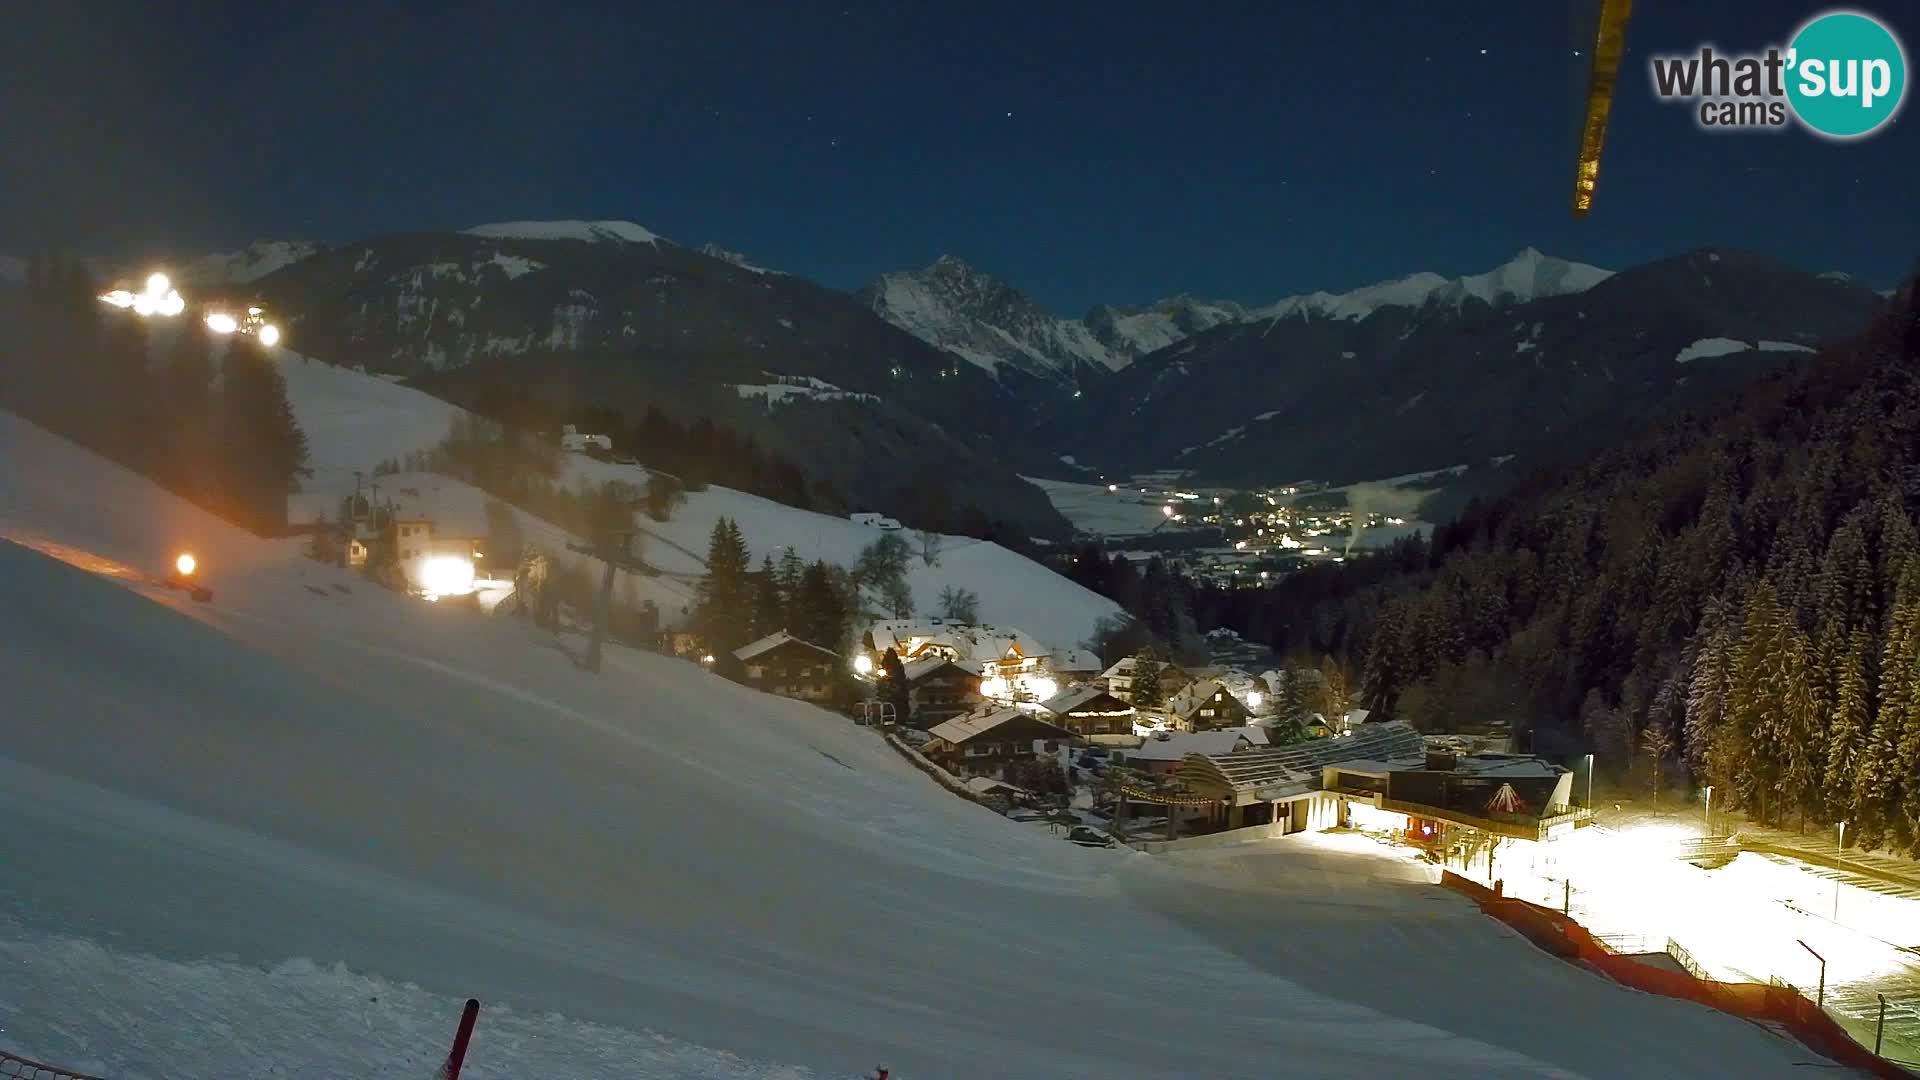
[695,518,853,663]
[1056,542,1209,665]
[1,255,310,533]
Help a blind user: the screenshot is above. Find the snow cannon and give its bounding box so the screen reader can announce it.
[165,551,213,602]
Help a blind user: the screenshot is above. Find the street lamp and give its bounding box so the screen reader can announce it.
[1704,784,1714,834]
[1834,820,1847,922]
[1585,753,1594,810]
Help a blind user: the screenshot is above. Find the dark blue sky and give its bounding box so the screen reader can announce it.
[2,2,1913,313]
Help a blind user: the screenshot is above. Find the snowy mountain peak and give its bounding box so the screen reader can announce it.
[180,239,321,286]
[698,242,780,275]
[462,220,669,247]
[1084,295,1247,360]
[1255,250,1612,323]
[860,259,1123,384]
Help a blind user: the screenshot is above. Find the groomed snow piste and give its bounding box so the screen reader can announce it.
[0,410,1833,1078]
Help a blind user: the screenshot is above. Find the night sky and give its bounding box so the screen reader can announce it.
[3,1,1914,312]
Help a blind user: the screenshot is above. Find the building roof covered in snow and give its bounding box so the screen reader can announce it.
[734,630,838,663]
[1098,656,1183,682]
[1125,730,1261,762]
[1165,679,1234,719]
[1040,685,1133,716]
[1175,722,1428,805]
[1052,648,1103,673]
[867,620,1051,666]
[926,707,1073,747]
[901,655,979,683]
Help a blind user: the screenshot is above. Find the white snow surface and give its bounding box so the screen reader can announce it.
[1023,476,1185,539]
[273,355,1116,650]
[1674,338,1804,363]
[0,425,1829,1078]
[463,220,667,247]
[699,242,781,275]
[1253,248,1610,324]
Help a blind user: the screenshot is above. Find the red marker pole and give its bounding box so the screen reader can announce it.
[437,998,481,1080]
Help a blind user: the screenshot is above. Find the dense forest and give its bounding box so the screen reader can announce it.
[1205,280,1920,852]
[0,257,310,533]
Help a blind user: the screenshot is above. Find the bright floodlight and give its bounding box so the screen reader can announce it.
[980,676,1009,699]
[1246,690,1264,709]
[258,323,281,347]
[247,307,262,316]
[132,292,157,316]
[174,552,197,577]
[1027,677,1057,701]
[158,290,185,317]
[101,290,135,308]
[418,555,475,597]
[853,653,874,675]
[146,272,170,296]
[206,312,239,334]
[1162,505,1174,517]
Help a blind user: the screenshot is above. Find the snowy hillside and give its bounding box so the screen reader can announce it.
[276,354,1120,651]
[1253,249,1611,323]
[462,220,668,246]
[0,408,1829,1078]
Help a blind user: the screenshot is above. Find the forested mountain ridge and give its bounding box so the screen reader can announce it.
[1219,277,1920,852]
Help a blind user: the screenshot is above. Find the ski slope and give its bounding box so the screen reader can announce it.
[0,411,1834,1077]
[276,353,1122,651]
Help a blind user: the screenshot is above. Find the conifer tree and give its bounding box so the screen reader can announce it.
[751,554,785,638]
[1685,597,1736,785]
[1131,648,1163,708]
[1728,582,1789,820]
[695,517,754,654]
[1823,626,1870,828]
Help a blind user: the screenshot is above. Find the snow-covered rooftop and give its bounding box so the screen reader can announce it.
[734,630,836,663]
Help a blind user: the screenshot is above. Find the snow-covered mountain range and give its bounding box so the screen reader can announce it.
[863,249,1614,385]
[857,256,1124,387]
[1251,248,1613,323]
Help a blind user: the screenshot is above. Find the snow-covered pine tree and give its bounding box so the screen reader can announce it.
[1728,582,1790,820]
[1684,596,1735,788]
[1775,625,1823,828]
[1823,626,1870,829]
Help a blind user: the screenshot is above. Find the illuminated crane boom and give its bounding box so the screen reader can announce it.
[1571,0,1635,217]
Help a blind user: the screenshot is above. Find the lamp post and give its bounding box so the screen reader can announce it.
[1834,820,1847,922]
[1704,784,1714,835]
[1585,753,1595,810]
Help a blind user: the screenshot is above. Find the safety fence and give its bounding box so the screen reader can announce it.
[0,1051,106,1080]
[1443,872,1912,1078]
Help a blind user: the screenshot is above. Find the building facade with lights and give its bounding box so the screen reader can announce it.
[734,631,843,704]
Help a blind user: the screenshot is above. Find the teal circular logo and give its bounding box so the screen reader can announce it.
[1786,11,1907,138]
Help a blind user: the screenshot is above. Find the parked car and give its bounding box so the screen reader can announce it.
[1065,825,1115,848]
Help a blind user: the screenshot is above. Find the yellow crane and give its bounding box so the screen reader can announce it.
[1572,0,1636,217]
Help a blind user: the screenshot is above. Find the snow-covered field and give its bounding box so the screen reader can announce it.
[0,409,1838,1077]
[1020,476,1174,539]
[276,354,1120,650]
